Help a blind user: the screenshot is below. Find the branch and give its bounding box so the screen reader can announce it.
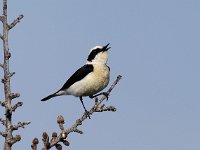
[94,105,117,112]
[40,116,70,149]
[8,135,21,145]
[32,75,122,149]
[0,63,4,68]
[0,33,3,40]
[12,121,31,131]
[0,131,7,137]
[57,115,65,131]
[8,14,24,30]
[11,102,23,112]
[8,72,15,78]
[42,132,50,149]
[31,138,39,150]
[0,15,4,22]
[0,15,5,40]
[1,1,28,149]
[9,93,20,100]
[0,100,5,107]
[0,118,6,126]
[68,75,122,130]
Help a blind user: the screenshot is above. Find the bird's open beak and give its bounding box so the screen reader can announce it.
[103,43,111,51]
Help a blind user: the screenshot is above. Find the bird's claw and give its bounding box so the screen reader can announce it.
[89,95,94,99]
[89,92,109,100]
[102,92,109,100]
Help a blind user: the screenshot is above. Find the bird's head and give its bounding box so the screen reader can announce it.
[87,43,110,64]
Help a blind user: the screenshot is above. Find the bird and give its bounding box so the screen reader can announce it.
[41,43,111,119]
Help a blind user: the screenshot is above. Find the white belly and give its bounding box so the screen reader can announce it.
[66,64,109,97]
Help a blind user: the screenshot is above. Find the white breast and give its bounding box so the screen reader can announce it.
[66,64,110,97]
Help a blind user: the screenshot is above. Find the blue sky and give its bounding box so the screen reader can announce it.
[0,0,200,150]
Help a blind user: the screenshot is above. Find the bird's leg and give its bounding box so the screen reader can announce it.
[89,92,109,100]
[80,97,91,119]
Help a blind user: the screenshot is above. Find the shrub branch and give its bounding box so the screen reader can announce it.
[0,1,29,150]
[32,75,122,149]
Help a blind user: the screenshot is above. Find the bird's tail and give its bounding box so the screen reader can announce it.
[41,92,57,101]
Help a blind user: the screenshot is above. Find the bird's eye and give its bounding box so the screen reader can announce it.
[94,48,101,53]
[92,49,98,54]
[87,48,101,61]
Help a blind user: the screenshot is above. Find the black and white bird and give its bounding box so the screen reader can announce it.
[41,43,111,118]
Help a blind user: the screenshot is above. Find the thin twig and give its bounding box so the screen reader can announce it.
[94,105,117,112]
[0,100,5,107]
[0,33,3,40]
[57,115,65,131]
[9,93,20,100]
[11,102,23,112]
[1,1,29,149]
[12,121,31,131]
[0,131,7,137]
[31,138,39,150]
[0,15,4,22]
[8,135,21,145]
[8,14,24,30]
[42,132,50,149]
[0,118,6,125]
[8,72,15,77]
[0,63,4,68]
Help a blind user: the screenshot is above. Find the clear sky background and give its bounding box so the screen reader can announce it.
[0,0,200,150]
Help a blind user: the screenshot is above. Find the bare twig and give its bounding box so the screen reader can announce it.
[0,118,6,125]
[8,134,21,145]
[0,100,5,107]
[0,15,4,22]
[31,138,39,150]
[42,132,50,149]
[11,102,23,112]
[0,34,3,40]
[51,132,58,143]
[55,144,62,150]
[0,131,7,137]
[12,121,31,131]
[0,1,29,149]
[57,115,65,131]
[1,0,15,149]
[8,71,15,77]
[0,63,4,68]
[8,14,24,30]
[42,117,69,149]
[9,93,20,100]
[94,105,117,112]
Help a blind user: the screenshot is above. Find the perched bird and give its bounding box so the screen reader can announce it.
[41,43,111,118]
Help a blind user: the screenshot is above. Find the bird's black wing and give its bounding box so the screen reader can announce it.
[59,64,94,90]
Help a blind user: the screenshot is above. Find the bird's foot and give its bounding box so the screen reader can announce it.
[89,92,109,101]
[102,92,109,101]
